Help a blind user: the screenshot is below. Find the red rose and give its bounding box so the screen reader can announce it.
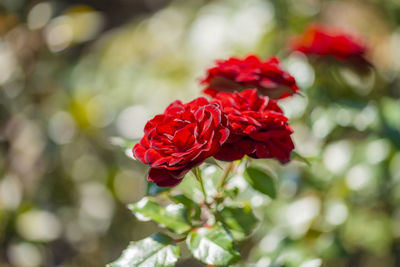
[201,55,299,100]
[133,97,230,187]
[211,89,294,164]
[291,24,370,66]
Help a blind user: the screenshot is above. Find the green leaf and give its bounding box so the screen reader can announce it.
[204,157,223,169]
[218,205,258,241]
[176,172,202,199]
[147,181,170,196]
[186,224,241,266]
[170,194,201,221]
[292,151,311,167]
[224,187,239,199]
[244,166,277,198]
[108,233,180,267]
[129,197,191,234]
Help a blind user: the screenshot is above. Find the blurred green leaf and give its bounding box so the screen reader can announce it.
[129,197,191,234]
[170,194,201,221]
[218,205,258,241]
[205,157,223,169]
[108,233,180,267]
[187,224,241,266]
[244,166,277,198]
[379,100,400,149]
[177,172,201,199]
[292,151,311,167]
[224,187,240,199]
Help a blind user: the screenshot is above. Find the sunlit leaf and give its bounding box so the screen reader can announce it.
[244,166,277,198]
[170,194,201,221]
[224,187,240,199]
[108,233,179,267]
[218,205,258,240]
[129,197,191,234]
[177,172,201,200]
[186,224,241,265]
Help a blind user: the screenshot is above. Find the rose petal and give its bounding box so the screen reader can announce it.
[148,168,184,187]
[213,144,245,162]
[144,148,163,164]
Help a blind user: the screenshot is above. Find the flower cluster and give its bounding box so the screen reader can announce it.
[133,24,370,186]
[291,24,369,67]
[133,55,296,187]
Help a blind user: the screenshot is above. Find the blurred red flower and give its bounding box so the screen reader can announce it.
[201,55,299,100]
[211,89,294,164]
[291,24,370,66]
[133,97,230,187]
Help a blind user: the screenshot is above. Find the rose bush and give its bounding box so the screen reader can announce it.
[132,97,229,187]
[123,52,299,266]
[201,55,299,99]
[211,89,294,163]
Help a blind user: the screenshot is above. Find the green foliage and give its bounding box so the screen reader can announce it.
[108,233,180,267]
[244,166,277,198]
[218,205,259,241]
[186,224,242,266]
[292,151,312,167]
[224,187,240,199]
[170,194,201,222]
[129,197,191,234]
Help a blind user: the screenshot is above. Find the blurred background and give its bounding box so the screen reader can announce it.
[1,0,400,266]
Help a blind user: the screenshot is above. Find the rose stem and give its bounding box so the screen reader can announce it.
[172,237,186,244]
[218,162,234,189]
[193,167,212,209]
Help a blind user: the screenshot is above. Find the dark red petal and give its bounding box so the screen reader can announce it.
[152,156,171,167]
[250,129,289,141]
[208,76,242,92]
[132,143,147,162]
[218,128,230,145]
[213,144,245,162]
[187,97,209,110]
[254,142,270,158]
[203,88,219,97]
[194,106,206,122]
[236,73,258,82]
[235,139,257,155]
[209,105,223,127]
[144,148,162,164]
[165,100,185,115]
[148,168,184,187]
[172,124,195,148]
[268,141,291,163]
